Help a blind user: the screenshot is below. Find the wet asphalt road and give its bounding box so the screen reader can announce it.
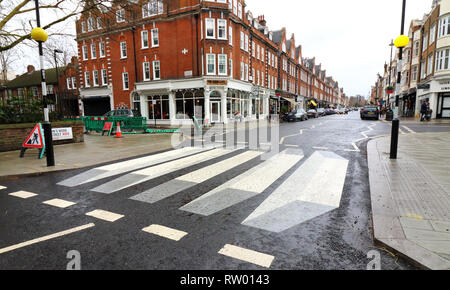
[1,112,449,270]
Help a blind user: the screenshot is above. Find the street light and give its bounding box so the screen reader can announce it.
[31,0,55,167]
[390,0,408,160]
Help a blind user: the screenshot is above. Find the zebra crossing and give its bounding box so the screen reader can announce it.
[57,146,349,233]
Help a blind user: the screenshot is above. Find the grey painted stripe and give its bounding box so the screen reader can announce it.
[58,147,203,187]
[129,150,263,204]
[91,148,234,194]
[242,151,349,233]
[180,149,304,216]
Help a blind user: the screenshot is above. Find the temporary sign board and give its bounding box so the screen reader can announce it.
[102,122,113,136]
[23,123,44,148]
[52,127,73,141]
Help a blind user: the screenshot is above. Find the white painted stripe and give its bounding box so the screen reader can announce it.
[42,199,76,208]
[177,151,262,183]
[280,133,298,145]
[58,147,203,187]
[142,225,187,241]
[312,147,328,150]
[285,144,299,147]
[0,223,95,255]
[402,126,416,134]
[0,185,6,190]
[85,210,124,222]
[218,244,275,268]
[9,191,38,199]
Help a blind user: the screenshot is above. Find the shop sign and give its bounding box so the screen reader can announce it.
[207,80,227,86]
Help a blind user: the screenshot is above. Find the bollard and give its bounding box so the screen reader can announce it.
[43,121,55,166]
[390,119,400,159]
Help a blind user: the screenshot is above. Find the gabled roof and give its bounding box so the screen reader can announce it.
[5,67,66,89]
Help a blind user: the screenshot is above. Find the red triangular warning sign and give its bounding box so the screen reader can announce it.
[23,124,44,148]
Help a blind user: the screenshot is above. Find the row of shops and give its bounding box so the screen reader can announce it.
[79,77,340,125]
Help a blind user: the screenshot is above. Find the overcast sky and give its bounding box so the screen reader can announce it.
[10,0,433,97]
[247,0,432,97]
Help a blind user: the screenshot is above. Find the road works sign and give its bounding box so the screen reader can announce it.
[23,123,44,148]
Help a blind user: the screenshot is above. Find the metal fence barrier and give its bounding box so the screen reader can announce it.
[64,116,147,133]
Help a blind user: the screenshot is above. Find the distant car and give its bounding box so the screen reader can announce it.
[360,106,379,120]
[283,109,308,122]
[338,108,348,115]
[103,109,141,118]
[325,108,336,115]
[307,109,319,118]
[316,108,326,117]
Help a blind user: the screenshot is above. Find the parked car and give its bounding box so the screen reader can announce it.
[283,109,308,122]
[325,108,336,115]
[316,108,326,117]
[307,109,319,118]
[103,109,141,118]
[360,106,379,120]
[338,108,347,115]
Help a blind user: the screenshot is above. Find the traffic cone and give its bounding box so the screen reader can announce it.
[115,122,123,138]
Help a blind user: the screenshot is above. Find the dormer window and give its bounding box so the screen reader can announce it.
[282,42,286,53]
[87,17,94,31]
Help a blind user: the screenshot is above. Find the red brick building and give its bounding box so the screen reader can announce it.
[75,0,346,125]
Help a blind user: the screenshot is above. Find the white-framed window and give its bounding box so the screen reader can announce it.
[422,34,428,52]
[206,53,216,75]
[430,24,436,44]
[252,41,256,57]
[218,54,227,75]
[229,25,233,45]
[82,45,88,61]
[120,42,127,58]
[233,0,237,15]
[72,77,77,89]
[428,54,433,75]
[81,21,86,33]
[244,34,249,52]
[151,28,159,47]
[240,62,244,80]
[142,0,164,18]
[438,16,450,38]
[116,9,125,23]
[261,71,264,87]
[420,60,426,79]
[99,42,105,58]
[93,70,99,86]
[218,19,227,40]
[97,17,102,29]
[153,60,160,80]
[87,17,94,31]
[101,69,107,86]
[436,49,450,71]
[91,43,97,59]
[411,65,417,81]
[122,72,129,90]
[229,58,233,77]
[240,31,244,50]
[66,78,71,90]
[206,18,215,39]
[261,47,264,62]
[84,71,90,87]
[141,30,149,49]
[143,62,151,81]
[238,2,242,19]
[244,63,248,81]
[257,44,260,59]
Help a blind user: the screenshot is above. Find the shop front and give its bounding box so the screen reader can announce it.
[134,77,268,126]
[401,88,416,117]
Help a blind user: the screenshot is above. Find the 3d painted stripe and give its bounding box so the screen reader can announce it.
[8,191,38,199]
[91,148,234,194]
[0,186,6,190]
[58,147,204,187]
[85,210,124,222]
[218,244,275,268]
[42,199,76,208]
[180,149,303,216]
[130,150,263,204]
[142,225,188,241]
[0,223,95,255]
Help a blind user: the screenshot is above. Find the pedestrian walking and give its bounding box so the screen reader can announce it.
[420,101,428,122]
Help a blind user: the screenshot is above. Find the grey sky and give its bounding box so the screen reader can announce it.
[247,0,432,97]
[10,0,433,97]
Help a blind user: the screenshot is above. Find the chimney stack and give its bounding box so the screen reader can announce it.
[258,15,266,26]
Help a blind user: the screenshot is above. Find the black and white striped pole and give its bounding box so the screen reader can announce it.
[31,0,55,166]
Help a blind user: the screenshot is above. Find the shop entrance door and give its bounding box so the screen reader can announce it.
[210,101,221,123]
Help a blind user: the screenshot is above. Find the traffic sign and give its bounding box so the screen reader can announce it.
[23,123,44,148]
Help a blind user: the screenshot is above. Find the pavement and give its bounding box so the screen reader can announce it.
[368,132,450,270]
[0,132,178,178]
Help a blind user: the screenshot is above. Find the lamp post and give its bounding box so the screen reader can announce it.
[31,0,55,167]
[391,0,408,160]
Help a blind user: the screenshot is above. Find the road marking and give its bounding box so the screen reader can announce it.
[402,126,416,134]
[0,186,6,190]
[280,133,300,145]
[85,210,124,222]
[130,150,263,204]
[284,144,299,147]
[218,244,275,268]
[142,225,188,241]
[9,191,38,199]
[91,148,234,194]
[312,147,328,150]
[0,223,95,255]
[311,125,316,129]
[242,151,348,233]
[58,147,205,187]
[344,142,360,152]
[42,199,76,208]
[180,149,303,216]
